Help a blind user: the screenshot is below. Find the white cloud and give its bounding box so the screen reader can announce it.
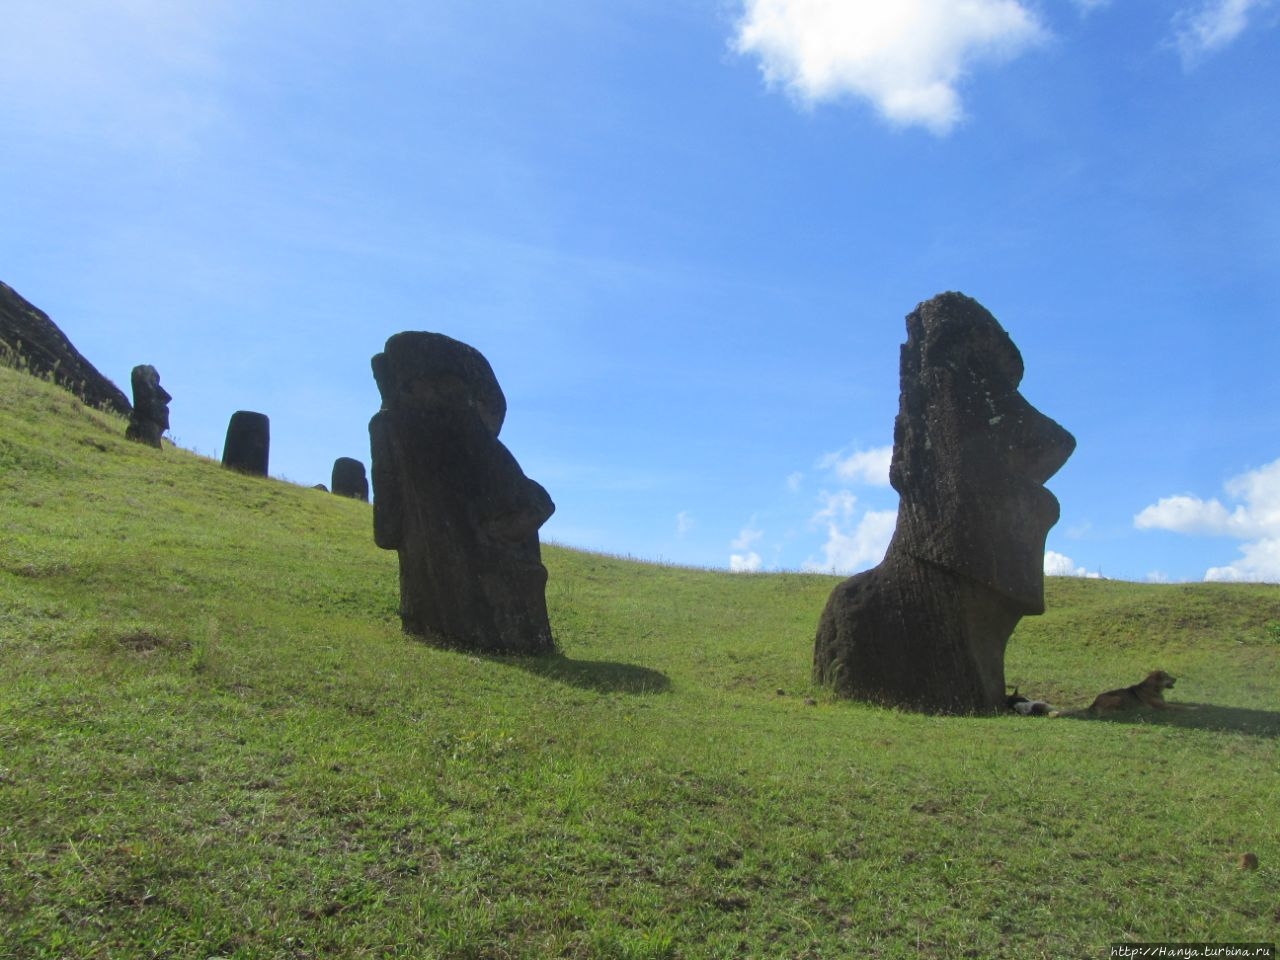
[1043,550,1102,579]
[1133,495,1244,536]
[817,445,893,486]
[676,511,695,537]
[1206,538,1280,582]
[786,471,805,493]
[730,522,764,551]
[732,0,1046,134]
[812,489,859,523]
[1173,0,1274,64]
[798,445,897,573]
[1134,457,1280,583]
[802,508,896,574]
[729,521,765,572]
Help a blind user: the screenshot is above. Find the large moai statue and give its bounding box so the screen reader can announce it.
[222,410,270,476]
[813,293,1075,713]
[369,332,556,654]
[331,457,369,501]
[124,364,171,448]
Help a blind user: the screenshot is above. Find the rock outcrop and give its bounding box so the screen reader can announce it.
[0,280,131,415]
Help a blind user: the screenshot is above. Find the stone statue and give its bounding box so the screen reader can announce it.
[124,364,170,448]
[813,292,1075,713]
[331,457,369,501]
[222,410,270,476]
[369,332,556,654]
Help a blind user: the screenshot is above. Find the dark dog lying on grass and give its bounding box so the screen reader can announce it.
[1005,688,1058,717]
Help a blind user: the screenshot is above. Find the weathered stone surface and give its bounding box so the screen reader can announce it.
[125,365,170,448]
[813,292,1075,713]
[222,410,270,476]
[0,280,131,414]
[331,457,369,501]
[369,332,555,654]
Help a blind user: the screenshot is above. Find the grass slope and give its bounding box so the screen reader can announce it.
[2,363,1278,959]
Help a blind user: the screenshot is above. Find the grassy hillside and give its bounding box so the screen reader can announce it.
[2,363,1278,959]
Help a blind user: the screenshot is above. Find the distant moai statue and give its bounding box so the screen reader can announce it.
[813,292,1076,714]
[222,410,270,476]
[369,332,555,654]
[124,364,170,448]
[331,457,369,501]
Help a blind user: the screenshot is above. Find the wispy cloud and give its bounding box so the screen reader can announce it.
[730,522,764,551]
[729,520,765,572]
[731,0,1046,134]
[812,489,859,522]
[817,445,892,486]
[1173,0,1275,65]
[802,509,896,574]
[794,443,898,573]
[1134,457,1280,582]
[676,511,695,538]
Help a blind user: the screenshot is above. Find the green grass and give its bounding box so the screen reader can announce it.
[2,362,1278,959]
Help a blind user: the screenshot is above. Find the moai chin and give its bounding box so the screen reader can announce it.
[813,292,1075,713]
[369,332,556,654]
[124,364,170,448]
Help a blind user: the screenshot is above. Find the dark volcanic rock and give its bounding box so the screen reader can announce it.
[369,331,555,654]
[331,457,369,501]
[813,292,1075,714]
[0,280,131,414]
[222,410,270,476]
[125,365,170,448]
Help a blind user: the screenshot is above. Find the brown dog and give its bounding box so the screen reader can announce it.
[1088,670,1177,713]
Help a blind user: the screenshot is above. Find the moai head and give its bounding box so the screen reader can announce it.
[331,457,369,501]
[369,332,555,653]
[888,292,1076,614]
[372,332,506,436]
[125,364,171,448]
[222,410,270,476]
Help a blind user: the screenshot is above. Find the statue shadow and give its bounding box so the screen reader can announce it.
[1062,702,1280,739]
[492,653,672,695]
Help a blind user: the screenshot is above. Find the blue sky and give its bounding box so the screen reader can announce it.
[3,0,1278,583]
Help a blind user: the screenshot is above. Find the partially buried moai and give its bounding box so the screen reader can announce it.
[369,332,556,654]
[124,364,170,448]
[222,410,270,476]
[331,457,369,501]
[813,292,1075,713]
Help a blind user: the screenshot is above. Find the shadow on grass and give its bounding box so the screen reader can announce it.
[494,653,672,695]
[1062,702,1280,738]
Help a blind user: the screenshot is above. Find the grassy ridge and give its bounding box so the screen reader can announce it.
[1,363,1278,959]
